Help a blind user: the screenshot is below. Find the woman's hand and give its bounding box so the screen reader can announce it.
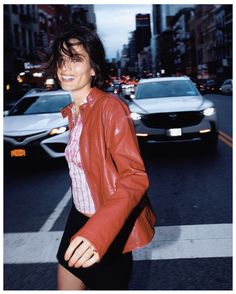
[64,236,99,268]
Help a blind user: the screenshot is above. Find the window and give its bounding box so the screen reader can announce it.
[22,27,26,47]
[14,24,20,46]
[135,80,198,99]
[9,94,72,115]
[12,5,18,14]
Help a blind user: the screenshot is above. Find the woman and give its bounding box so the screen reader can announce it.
[47,24,156,290]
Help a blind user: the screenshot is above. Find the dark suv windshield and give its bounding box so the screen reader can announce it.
[9,94,71,115]
[135,80,199,99]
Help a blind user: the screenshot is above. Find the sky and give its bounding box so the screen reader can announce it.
[94,4,152,60]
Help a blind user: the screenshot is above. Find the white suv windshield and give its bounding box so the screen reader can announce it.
[9,94,71,115]
[135,80,199,99]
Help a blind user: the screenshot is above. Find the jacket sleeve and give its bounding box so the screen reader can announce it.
[71,97,149,260]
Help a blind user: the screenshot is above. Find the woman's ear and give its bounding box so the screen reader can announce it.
[91,69,95,77]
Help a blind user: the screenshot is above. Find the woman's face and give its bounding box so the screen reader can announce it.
[57,39,95,97]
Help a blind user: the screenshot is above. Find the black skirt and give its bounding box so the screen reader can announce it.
[57,203,133,290]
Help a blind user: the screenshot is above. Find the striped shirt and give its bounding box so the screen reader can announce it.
[65,102,96,214]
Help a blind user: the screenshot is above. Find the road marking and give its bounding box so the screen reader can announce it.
[219,131,232,148]
[219,131,232,143]
[4,223,232,264]
[133,223,232,261]
[39,188,71,232]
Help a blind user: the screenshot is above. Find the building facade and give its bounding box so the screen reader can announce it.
[4,5,39,83]
[151,4,232,82]
[4,4,97,97]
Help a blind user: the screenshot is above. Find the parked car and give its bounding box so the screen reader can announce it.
[126,76,218,149]
[205,79,220,93]
[104,84,121,95]
[196,79,219,94]
[219,79,232,95]
[196,79,208,94]
[4,89,72,159]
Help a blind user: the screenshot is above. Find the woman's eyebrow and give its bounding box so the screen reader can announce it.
[73,53,85,58]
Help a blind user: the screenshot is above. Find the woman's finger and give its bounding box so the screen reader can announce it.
[74,247,94,268]
[68,242,91,267]
[82,251,100,268]
[64,236,84,261]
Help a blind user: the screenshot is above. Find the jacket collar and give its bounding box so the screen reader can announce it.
[61,87,102,119]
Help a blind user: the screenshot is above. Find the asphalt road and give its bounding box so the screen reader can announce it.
[3,93,232,290]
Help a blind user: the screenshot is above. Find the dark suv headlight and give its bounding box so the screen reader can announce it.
[130,112,142,120]
[203,107,215,116]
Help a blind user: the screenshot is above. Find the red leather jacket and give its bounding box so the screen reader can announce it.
[61,87,156,260]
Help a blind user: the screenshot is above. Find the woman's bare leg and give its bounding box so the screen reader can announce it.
[57,263,86,290]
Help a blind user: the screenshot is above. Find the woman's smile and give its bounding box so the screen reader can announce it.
[61,75,76,82]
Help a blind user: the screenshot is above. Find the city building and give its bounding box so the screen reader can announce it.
[120,44,129,76]
[127,31,137,75]
[137,46,152,77]
[4,4,97,100]
[70,5,96,30]
[188,4,232,82]
[150,4,232,82]
[37,5,70,55]
[135,14,151,54]
[134,14,151,77]
[215,5,232,81]
[172,8,195,77]
[4,5,39,86]
[152,4,195,77]
[4,4,233,99]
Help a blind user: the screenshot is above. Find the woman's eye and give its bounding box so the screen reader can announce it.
[72,57,83,63]
[58,58,67,66]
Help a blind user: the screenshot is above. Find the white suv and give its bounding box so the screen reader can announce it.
[4,89,71,159]
[128,76,218,149]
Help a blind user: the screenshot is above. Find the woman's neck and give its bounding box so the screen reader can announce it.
[71,87,92,107]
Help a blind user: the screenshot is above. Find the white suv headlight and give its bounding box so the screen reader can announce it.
[130,112,142,120]
[203,107,215,116]
[49,126,68,135]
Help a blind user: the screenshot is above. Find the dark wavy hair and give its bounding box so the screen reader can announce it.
[46,23,107,89]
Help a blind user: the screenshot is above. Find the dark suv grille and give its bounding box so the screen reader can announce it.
[141,111,203,128]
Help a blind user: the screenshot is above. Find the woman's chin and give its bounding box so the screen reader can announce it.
[60,83,74,91]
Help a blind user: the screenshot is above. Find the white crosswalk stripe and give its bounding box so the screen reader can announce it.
[4,223,232,264]
[39,188,71,232]
[133,223,232,260]
[4,189,232,264]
